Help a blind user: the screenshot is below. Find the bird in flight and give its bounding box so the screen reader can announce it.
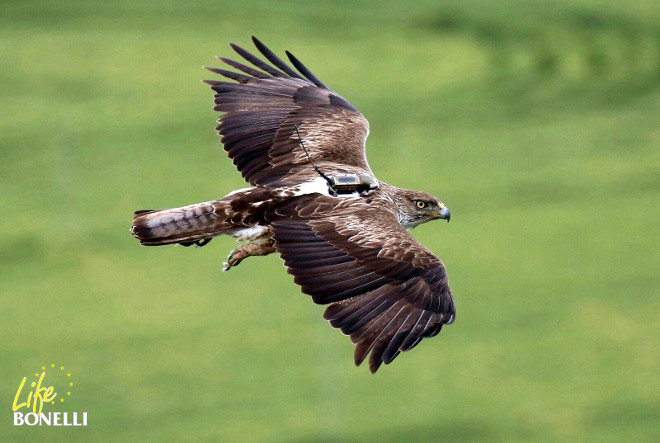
[131,37,455,373]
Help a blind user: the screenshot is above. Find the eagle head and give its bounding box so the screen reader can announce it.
[395,189,450,229]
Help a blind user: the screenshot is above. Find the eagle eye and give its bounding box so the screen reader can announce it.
[415,200,427,209]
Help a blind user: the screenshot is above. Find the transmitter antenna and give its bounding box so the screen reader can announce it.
[293,125,336,195]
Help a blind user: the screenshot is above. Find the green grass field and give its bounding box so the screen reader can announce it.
[2,1,658,441]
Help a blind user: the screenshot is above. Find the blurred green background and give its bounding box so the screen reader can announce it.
[2,0,658,441]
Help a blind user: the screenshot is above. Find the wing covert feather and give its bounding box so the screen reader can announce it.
[267,195,455,373]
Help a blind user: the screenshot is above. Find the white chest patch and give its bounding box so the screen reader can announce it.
[232,225,269,242]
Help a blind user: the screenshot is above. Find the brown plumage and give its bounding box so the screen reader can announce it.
[131,37,455,373]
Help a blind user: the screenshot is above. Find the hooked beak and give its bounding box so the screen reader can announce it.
[438,206,450,222]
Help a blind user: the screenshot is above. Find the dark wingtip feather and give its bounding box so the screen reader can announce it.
[204,66,252,83]
[354,342,369,367]
[201,79,223,85]
[218,57,270,79]
[251,36,305,80]
[382,332,407,364]
[231,42,284,77]
[286,50,327,88]
[369,358,383,373]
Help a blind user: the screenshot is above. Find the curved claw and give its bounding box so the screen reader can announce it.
[223,250,244,271]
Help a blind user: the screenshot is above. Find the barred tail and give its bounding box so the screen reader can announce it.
[131,200,230,246]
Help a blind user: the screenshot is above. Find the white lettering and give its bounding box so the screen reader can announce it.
[24,412,38,426]
[38,412,51,426]
[12,411,89,426]
[13,412,24,426]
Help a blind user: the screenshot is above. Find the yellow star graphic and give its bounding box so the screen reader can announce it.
[70,382,74,386]
[60,366,64,370]
[51,364,55,367]
[67,373,71,377]
[34,373,38,377]
[51,401,55,405]
[60,398,64,402]
[67,392,71,396]
[42,366,45,370]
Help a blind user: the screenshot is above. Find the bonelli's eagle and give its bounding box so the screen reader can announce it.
[132,37,455,373]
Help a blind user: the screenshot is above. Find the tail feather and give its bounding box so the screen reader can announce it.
[131,201,230,246]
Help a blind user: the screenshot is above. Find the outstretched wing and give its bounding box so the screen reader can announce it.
[267,195,455,373]
[204,36,372,187]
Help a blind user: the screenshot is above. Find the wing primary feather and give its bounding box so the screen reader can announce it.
[400,312,434,351]
[202,79,223,85]
[353,301,404,368]
[424,324,443,338]
[204,67,252,83]
[218,57,270,79]
[419,315,435,337]
[402,337,423,352]
[381,313,413,364]
[251,36,306,80]
[368,306,408,372]
[353,300,403,344]
[399,311,427,351]
[230,42,285,77]
[285,50,327,88]
[336,296,393,334]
